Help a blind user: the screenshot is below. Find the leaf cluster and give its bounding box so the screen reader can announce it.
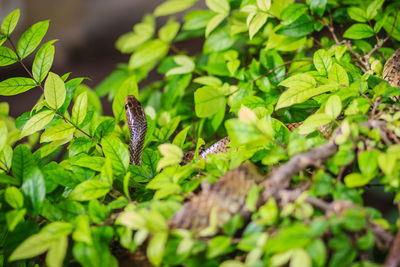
[0,0,400,266]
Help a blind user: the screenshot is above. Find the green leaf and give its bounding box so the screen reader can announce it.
[324,95,341,119]
[21,167,46,216]
[147,232,168,266]
[298,113,333,135]
[206,13,227,37]
[366,0,384,20]
[154,0,197,16]
[159,18,180,43]
[9,232,56,261]
[276,14,314,37]
[378,152,396,175]
[1,9,20,36]
[206,0,230,14]
[5,186,24,209]
[73,156,105,172]
[112,76,138,121]
[347,7,368,22]
[0,120,7,152]
[194,86,226,118]
[249,12,269,40]
[157,144,183,171]
[17,20,49,59]
[72,215,93,244]
[291,248,312,267]
[44,72,66,109]
[276,84,337,110]
[100,158,113,185]
[307,0,326,17]
[0,46,18,66]
[358,150,379,179]
[279,73,316,89]
[225,119,267,145]
[101,136,129,175]
[12,144,35,182]
[0,77,37,96]
[313,49,332,76]
[46,235,68,267]
[344,173,368,187]
[343,23,374,39]
[172,126,191,148]
[71,91,88,125]
[21,110,55,137]
[166,55,195,76]
[258,0,271,11]
[6,209,26,231]
[69,180,111,201]
[245,185,259,212]
[40,123,75,143]
[32,40,56,83]
[328,63,349,86]
[129,39,169,69]
[207,236,232,258]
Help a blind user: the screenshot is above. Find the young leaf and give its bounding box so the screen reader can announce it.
[1,9,20,36]
[40,123,75,143]
[44,72,66,109]
[72,91,88,125]
[17,20,49,59]
[313,49,332,76]
[112,76,138,121]
[69,180,111,201]
[298,113,333,135]
[147,232,168,266]
[344,173,368,187]
[328,63,349,86]
[5,186,24,209]
[194,86,226,118]
[101,136,129,175]
[46,236,68,267]
[324,95,341,119]
[206,236,232,258]
[206,0,230,14]
[159,18,180,43]
[166,55,195,76]
[206,13,227,37]
[157,144,183,171]
[172,125,191,148]
[249,12,268,40]
[276,84,337,110]
[347,7,368,22]
[9,232,55,261]
[32,40,56,83]
[343,23,374,39]
[0,77,37,96]
[21,110,55,137]
[0,120,7,152]
[129,39,169,69]
[154,0,197,17]
[257,0,271,11]
[0,46,18,66]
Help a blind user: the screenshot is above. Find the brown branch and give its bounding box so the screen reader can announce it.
[366,10,399,61]
[385,203,400,267]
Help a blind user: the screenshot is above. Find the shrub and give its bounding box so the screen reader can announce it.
[0,0,400,266]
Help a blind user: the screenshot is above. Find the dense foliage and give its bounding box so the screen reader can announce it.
[1,0,400,266]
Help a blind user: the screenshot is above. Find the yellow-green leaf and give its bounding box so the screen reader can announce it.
[17,20,49,59]
[40,123,75,143]
[147,232,168,266]
[1,9,20,36]
[9,232,56,261]
[32,40,56,83]
[72,91,88,125]
[154,0,197,17]
[69,180,111,201]
[112,76,138,121]
[0,120,7,152]
[21,110,55,137]
[46,235,68,267]
[44,72,66,109]
[157,144,183,171]
[0,77,37,96]
[298,113,333,135]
